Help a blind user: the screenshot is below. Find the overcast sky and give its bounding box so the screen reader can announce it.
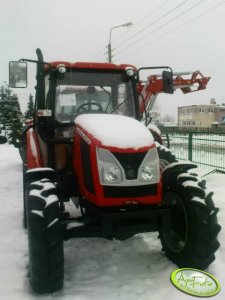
[1,0,225,116]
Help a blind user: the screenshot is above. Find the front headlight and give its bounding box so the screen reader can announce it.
[97,148,123,185]
[139,148,160,184]
[104,166,121,183]
[141,166,155,181]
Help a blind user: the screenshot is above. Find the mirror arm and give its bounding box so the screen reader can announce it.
[19,58,52,69]
[137,66,173,81]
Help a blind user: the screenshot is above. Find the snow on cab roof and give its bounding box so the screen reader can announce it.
[75,114,154,150]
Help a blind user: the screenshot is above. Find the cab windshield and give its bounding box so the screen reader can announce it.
[55,71,136,123]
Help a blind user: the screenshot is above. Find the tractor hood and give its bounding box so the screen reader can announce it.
[74,114,154,150]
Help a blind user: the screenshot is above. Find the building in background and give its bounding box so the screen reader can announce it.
[178,99,225,128]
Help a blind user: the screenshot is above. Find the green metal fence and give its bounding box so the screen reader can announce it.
[161,130,225,172]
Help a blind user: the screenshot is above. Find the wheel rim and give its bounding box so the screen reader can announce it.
[162,192,188,253]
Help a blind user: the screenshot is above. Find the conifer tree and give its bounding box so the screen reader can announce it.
[0,84,23,145]
[0,86,8,128]
[6,94,23,145]
[24,93,34,120]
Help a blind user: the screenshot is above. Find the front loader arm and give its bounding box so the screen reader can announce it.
[138,70,210,113]
[174,70,210,93]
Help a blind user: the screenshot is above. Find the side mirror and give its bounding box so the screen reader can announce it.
[162,70,174,94]
[0,135,7,144]
[9,61,27,88]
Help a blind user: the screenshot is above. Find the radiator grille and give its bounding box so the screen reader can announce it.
[112,151,147,180]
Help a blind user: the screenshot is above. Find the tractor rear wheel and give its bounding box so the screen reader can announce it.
[159,173,221,269]
[27,178,64,293]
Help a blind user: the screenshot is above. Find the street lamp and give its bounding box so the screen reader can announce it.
[108,22,132,63]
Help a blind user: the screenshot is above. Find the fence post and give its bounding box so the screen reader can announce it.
[188,132,193,161]
[166,132,170,148]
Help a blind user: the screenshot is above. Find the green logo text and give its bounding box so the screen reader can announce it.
[170,268,221,297]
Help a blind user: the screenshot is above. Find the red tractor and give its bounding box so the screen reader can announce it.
[9,49,220,294]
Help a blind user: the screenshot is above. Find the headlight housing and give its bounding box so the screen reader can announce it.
[97,147,160,186]
[97,148,123,185]
[139,148,159,183]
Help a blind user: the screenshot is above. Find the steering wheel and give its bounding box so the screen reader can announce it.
[77,101,103,113]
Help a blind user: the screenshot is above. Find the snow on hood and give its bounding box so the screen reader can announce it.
[75,114,154,149]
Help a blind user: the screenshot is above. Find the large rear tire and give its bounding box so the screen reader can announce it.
[159,171,221,269]
[27,178,64,293]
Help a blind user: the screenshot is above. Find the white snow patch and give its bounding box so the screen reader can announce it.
[0,144,225,300]
[182,180,205,192]
[155,141,170,152]
[26,167,53,173]
[75,114,154,149]
[47,218,59,228]
[191,196,205,204]
[178,173,197,179]
[30,179,54,189]
[163,161,197,173]
[44,194,58,207]
[29,189,58,207]
[210,209,216,215]
[66,222,84,229]
[31,210,44,218]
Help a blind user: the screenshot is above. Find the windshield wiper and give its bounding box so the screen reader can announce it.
[99,86,112,112]
[109,96,131,114]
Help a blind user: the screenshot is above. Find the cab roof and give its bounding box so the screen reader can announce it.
[45,61,137,72]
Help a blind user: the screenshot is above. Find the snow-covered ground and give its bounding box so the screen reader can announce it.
[0,144,224,300]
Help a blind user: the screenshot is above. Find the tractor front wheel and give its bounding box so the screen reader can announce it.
[159,173,221,270]
[156,142,177,171]
[27,178,64,293]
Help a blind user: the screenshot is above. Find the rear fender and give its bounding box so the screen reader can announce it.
[162,162,197,189]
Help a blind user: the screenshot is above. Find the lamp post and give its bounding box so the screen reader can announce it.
[108,22,132,63]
